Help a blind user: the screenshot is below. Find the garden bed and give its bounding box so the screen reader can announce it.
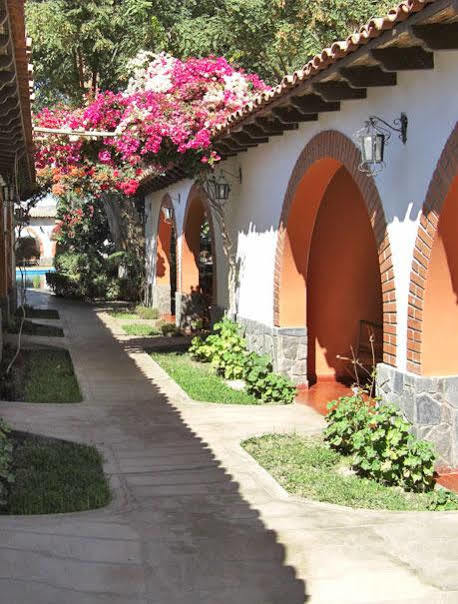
[122,323,160,337]
[150,351,259,404]
[7,319,64,337]
[3,431,110,515]
[16,307,60,320]
[109,305,159,321]
[0,347,82,403]
[243,434,458,511]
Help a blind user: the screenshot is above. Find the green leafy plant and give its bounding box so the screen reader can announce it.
[190,318,296,403]
[161,322,179,337]
[324,394,374,455]
[427,488,458,511]
[189,336,213,363]
[32,275,42,289]
[0,419,14,508]
[351,404,436,492]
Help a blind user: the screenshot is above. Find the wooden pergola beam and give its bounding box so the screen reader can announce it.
[272,106,318,124]
[371,46,434,70]
[313,81,367,101]
[410,22,458,50]
[339,66,397,87]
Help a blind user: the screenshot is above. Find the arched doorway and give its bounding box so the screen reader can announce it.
[179,186,216,328]
[306,165,383,385]
[274,131,391,392]
[422,174,458,376]
[155,196,177,318]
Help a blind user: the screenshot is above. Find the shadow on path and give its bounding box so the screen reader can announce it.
[0,292,309,604]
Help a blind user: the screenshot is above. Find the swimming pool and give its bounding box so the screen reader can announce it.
[15,268,55,277]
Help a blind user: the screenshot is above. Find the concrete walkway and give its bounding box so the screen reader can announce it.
[0,293,457,603]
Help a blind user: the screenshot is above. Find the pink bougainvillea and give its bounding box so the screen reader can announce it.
[35,53,268,199]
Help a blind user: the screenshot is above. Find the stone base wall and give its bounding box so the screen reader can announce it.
[152,283,172,316]
[238,317,308,385]
[175,291,212,329]
[377,363,458,467]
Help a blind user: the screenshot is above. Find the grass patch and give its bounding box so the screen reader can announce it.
[122,323,160,337]
[7,319,64,337]
[5,432,110,514]
[109,309,138,320]
[1,348,82,403]
[16,307,60,320]
[242,434,458,511]
[109,305,159,321]
[151,351,258,404]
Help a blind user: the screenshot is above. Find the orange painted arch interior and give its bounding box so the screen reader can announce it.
[422,174,458,376]
[278,161,383,384]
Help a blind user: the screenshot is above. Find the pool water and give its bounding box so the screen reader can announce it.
[15,268,55,277]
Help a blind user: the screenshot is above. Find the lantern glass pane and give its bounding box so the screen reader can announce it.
[374,134,385,163]
[362,135,374,163]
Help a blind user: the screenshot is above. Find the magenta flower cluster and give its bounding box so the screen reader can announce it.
[35,54,268,199]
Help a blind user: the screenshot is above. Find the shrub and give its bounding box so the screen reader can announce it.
[189,319,296,403]
[135,305,159,320]
[0,419,14,508]
[244,353,295,403]
[427,488,458,511]
[324,394,373,455]
[351,404,436,492]
[32,275,41,289]
[189,336,213,363]
[46,271,81,298]
[161,322,179,336]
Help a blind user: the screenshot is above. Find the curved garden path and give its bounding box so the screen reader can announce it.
[0,292,456,603]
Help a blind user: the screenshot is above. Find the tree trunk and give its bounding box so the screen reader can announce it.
[101,193,146,300]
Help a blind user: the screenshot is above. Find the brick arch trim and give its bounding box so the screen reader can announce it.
[406,123,458,375]
[180,182,218,305]
[273,129,397,366]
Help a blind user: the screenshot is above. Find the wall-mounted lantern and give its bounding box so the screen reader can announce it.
[204,170,231,203]
[355,113,408,177]
[162,205,174,224]
[203,166,242,204]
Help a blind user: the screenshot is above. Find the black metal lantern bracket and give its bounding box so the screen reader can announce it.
[355,113,408,176]
[368,113,408,145]
[203,165,242,204]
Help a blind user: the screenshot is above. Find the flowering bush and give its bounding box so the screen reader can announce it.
[35,53,268,199]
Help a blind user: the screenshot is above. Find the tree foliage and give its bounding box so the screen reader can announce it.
[27,0,395,107]
[26,0,155,107]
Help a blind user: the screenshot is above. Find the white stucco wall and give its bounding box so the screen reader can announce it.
[145,50,458,371]
[17,218,56,264]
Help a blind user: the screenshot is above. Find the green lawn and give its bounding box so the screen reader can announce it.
[243,434,458,511]
[122,323,160,336]
[1,348,82,403]
[109,310,138,320]
[109,306,159,321]
[150,351,258,404]
[8,319,64,337]
[6,433,110,514]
